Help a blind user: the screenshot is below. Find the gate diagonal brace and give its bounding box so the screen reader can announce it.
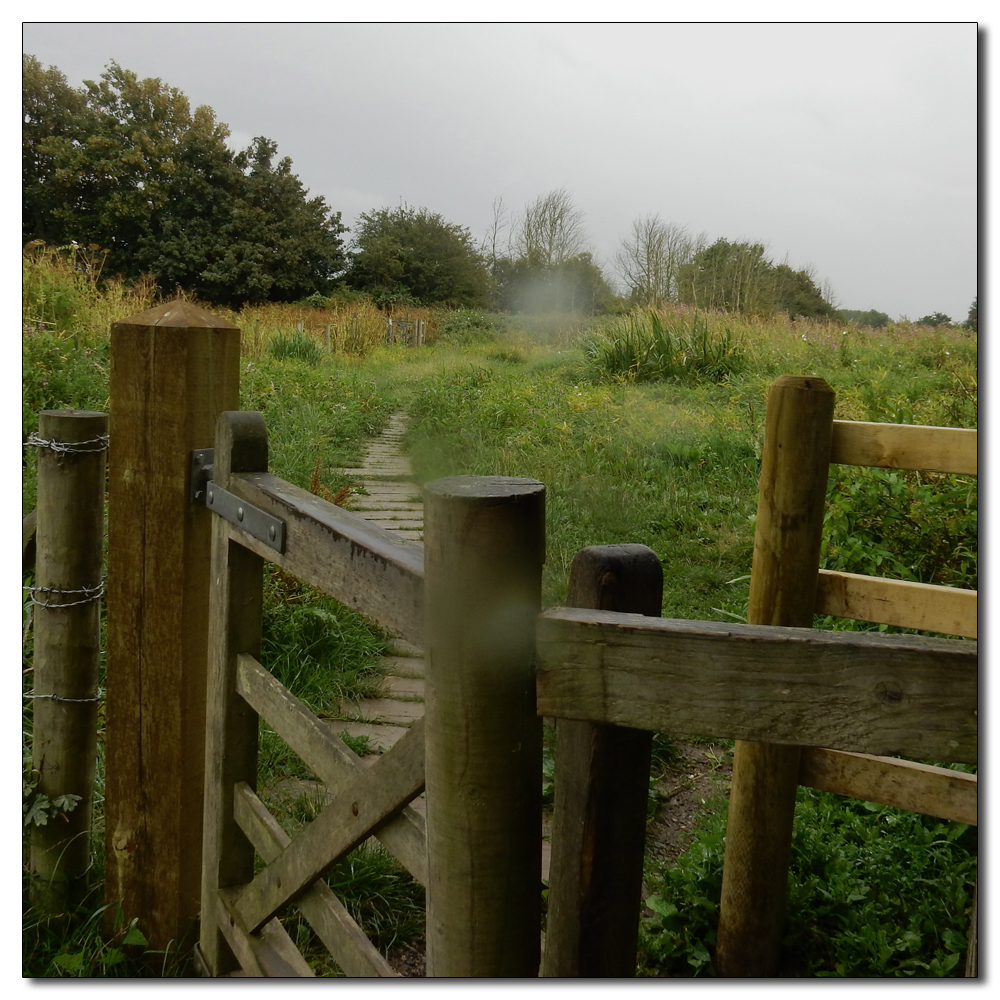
[190,447,286,553]
[233,717,426,934]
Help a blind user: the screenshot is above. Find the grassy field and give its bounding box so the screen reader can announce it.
[22,258,977,976]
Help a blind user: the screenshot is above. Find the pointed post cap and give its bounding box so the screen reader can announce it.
[112,300,239,330]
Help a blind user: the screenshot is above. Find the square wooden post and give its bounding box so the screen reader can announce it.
[104,302,240,956]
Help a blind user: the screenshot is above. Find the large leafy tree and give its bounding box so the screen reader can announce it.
[344,204,491,307]
[23,56,346,305]
[677,238,834,318]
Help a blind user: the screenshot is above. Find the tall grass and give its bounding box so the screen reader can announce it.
[586,311,750,383]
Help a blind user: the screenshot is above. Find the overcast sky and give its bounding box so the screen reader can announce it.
[22,20,978,321]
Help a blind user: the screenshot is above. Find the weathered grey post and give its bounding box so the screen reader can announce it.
[28,409,108,913]
[423,476,546,977]
[198,412,266,976]
[104,302,240,955]
[715,375,835,975]
[542,544,663,976]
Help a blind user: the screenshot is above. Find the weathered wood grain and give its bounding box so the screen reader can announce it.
[236,653,428,886]
[831,420,977,475]
[798,748,977,826]
[233,717,426,934]
[535,609,977,764]
[216,888,314,977]
[199,412,267,975]
[717,374,835,976]
[105,302,241,952]
[816,569,977,639]
[542,544,662,978]
[29,410,107,913]
[233,782,398,977]
[423,477,546,977]
[223,472,424,644]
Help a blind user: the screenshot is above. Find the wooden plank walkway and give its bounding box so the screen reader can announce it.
[325,414,550,878]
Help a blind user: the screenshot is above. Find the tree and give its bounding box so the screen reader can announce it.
[677,238,775,314]
[22,54,98,244]
[771,263,835,319]
[838,308,890,328]
[344,204,491,307]
[510,188,589,268]
[614,214,703,306]
[916,312,953,327]
[677,238,835,318]
[23,57,347,305]
[964,297,977,332]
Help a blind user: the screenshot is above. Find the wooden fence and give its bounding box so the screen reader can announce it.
[27,306,976,976]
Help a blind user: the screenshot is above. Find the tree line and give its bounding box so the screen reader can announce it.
[24,55,974,326]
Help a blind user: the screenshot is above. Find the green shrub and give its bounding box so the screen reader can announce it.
[638,787,976,977]
[822,468,977,590]
[267,329,323,366]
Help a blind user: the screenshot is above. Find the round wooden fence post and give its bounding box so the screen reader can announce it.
[28,409,108,914]
[715,374,835,976]
[104,301,240,957]
[542,544,663,977]
[423,475,546,977]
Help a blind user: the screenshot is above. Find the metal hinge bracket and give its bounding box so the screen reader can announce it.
[190,448,285,553]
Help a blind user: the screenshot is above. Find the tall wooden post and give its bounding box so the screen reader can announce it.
[104,302,240,956]
[29,409,108,913]
[423,475,545,977]
[715,375,835,975]
[542,544,663,977]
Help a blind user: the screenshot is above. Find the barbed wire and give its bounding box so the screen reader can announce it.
[25,581,105,609]
[24,688,103,703]
[24,431,110,455]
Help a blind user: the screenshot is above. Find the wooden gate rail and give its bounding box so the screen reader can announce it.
[234,653,428,883]
[217,470,424,645]
[199,410,428,978]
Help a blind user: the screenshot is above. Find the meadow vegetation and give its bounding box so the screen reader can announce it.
[22,252,977,976]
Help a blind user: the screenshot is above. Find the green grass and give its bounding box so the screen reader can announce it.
[22,284,977,977]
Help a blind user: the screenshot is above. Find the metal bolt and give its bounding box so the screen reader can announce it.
[268,525,276,541]
[208,490,214,504]
[237,506,244,522]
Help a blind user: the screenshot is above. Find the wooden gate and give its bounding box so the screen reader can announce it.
[196,411,545,977]
[196,410,428,976]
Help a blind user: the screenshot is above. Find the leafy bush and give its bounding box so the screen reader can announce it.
[267,329,323,366]
[586,312,749,384]
[822,468,977,590]
[638,788,976,977]
[433,310,508,346]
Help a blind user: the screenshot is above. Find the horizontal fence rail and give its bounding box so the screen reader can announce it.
[815,569,977,639]
[797,748,976,826]
[830,420,978,475]
[535,608,977,764]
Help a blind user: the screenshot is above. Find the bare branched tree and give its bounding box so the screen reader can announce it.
[614,214,704,306]
[511,188,589,267]
[480,195,510,269]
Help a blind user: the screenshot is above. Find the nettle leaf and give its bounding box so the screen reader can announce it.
[122,925,148,947]
[53,951,85,972]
